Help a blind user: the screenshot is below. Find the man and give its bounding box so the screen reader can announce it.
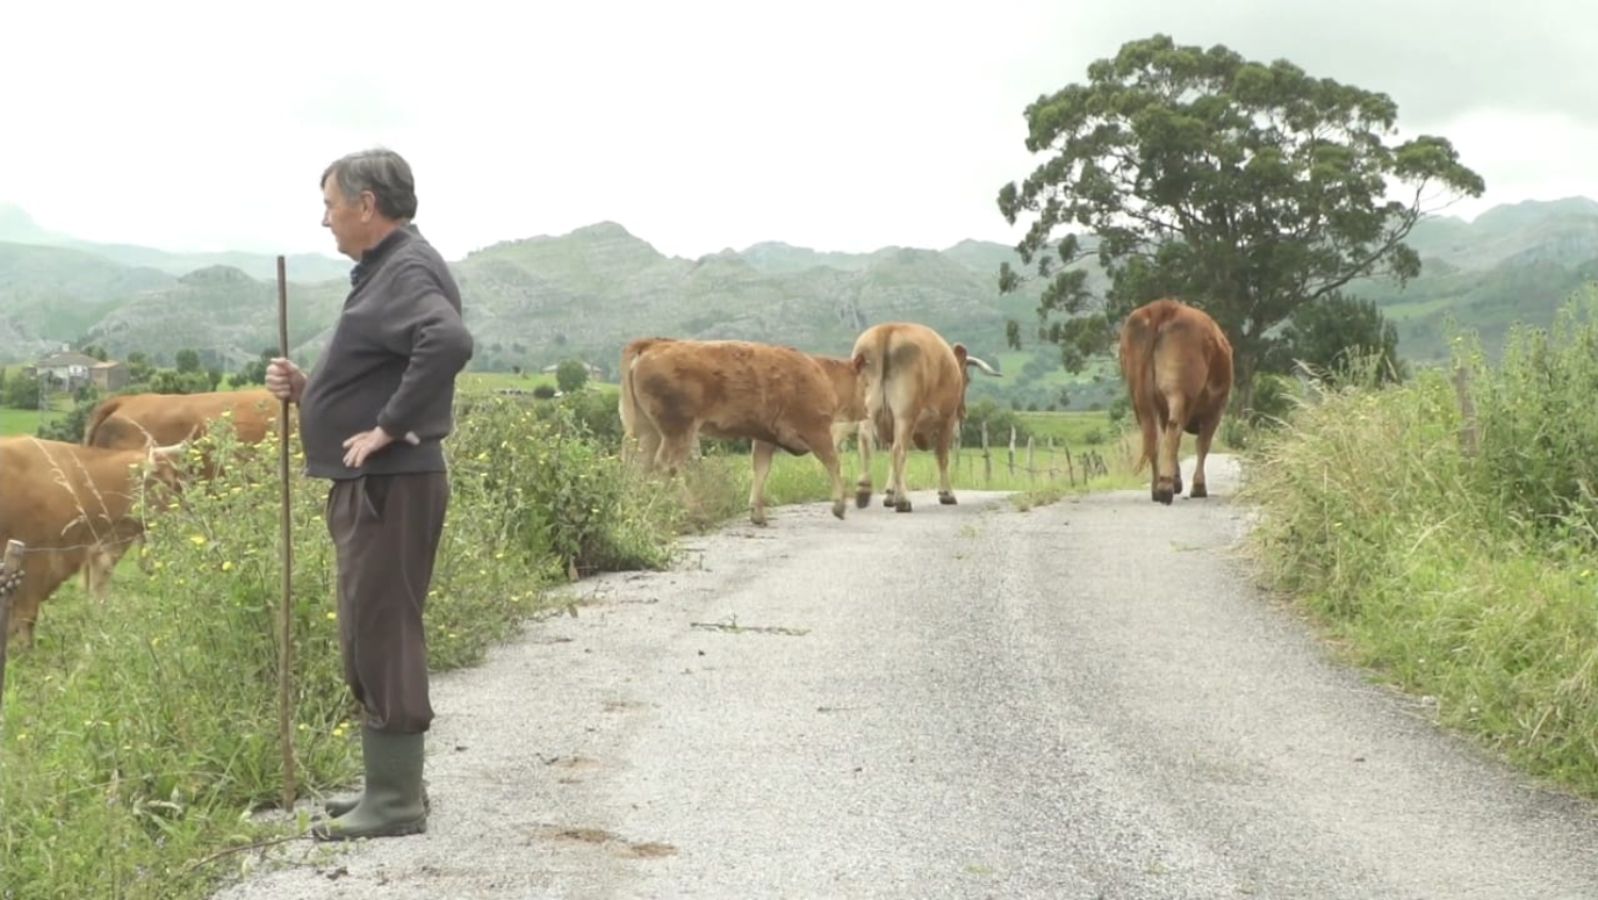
[266,147,473,841]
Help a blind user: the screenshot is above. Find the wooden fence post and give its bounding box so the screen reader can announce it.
[1065,445,1076,486]
[982,421,992,485]
[0,540,24,723]
[1008,426,1017,478]
[1026,436,1036,484]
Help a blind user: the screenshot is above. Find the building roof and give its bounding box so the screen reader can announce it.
[35,351,103,368]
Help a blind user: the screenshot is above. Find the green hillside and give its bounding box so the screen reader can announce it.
[2,198,1597,406]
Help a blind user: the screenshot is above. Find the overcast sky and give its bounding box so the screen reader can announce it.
[3,0,1593,262]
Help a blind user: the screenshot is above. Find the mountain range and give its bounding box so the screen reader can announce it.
[2,196,1596,411]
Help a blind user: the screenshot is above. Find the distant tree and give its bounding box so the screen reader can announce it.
[175,349,201,374]
[38,389,101,442]
[206,368,224,391]
[1276,293,1407,383]
[996,33,1484,411]
[3,370,41,409]
[125,351,153,383]
[149,369,211,395]
[532,384,557,400]
[234,348,274,386]
[80,344,108,362]
[555,359,590,393]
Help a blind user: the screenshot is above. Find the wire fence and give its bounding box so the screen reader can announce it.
[954,420,1115,487]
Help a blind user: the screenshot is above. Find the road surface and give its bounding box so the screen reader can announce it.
[216,456,1598,899]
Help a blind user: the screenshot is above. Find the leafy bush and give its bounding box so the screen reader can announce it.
[0,396,688,898]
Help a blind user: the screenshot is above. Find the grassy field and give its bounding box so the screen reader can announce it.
[0,407,42,436]
[0,397,75,437]
[1242,290,1598,802]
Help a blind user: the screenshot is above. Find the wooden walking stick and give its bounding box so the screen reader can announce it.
[0,539,24,722]
[276,256,298,810]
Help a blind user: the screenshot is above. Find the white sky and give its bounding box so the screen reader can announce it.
[2,0,1595,262]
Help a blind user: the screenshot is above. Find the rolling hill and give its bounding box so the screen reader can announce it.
[1,197,1596,410]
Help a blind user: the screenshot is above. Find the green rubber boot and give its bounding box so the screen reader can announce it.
[321,786,430,818]
[312,727,428,841]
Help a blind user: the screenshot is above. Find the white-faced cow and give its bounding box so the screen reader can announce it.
[0,437,186,647]
[849,322,999,512]
[79,388,284,597]
[619,338,861,526]
[1118,297,1234,504]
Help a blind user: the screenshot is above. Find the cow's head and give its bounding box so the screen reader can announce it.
[952,343,1001,419]
[142,441,191,496]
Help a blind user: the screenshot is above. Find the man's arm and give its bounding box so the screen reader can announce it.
[374,262,475,440]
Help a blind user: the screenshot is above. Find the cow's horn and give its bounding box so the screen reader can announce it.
[965,355,1001,376]
[150,440,189,459]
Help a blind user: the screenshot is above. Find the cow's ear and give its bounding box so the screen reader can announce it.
[953,343,969,366]
[851,352,867,374]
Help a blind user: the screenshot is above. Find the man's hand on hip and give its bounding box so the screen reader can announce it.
[342,426,420,468]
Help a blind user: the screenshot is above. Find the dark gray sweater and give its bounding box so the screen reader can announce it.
[299,225,474,479]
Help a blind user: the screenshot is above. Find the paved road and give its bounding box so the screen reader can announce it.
[217,456,1598,899]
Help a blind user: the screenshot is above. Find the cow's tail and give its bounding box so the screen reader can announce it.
[853,327,894,444]
[1120,312,1159,474]
[618,338,662,465]
[81,396,126,446]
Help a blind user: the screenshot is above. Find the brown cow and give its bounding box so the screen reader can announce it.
[84,388,282,449]
[619,338,855,525]
[81,388,285,596]
[1117,297,1234,504]
[849,322,999,512]
[0,437,186,647]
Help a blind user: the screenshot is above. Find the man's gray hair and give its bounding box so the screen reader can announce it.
[321,148,418,221]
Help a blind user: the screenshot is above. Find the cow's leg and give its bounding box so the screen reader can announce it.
[855,423,873,509]
[1190,413,1221,499]
[1155,395,1186,506]
[83,546,111,603]
[630,423,664,473]
[805,425,848,520]
[890,418,914,513]
[936,419,958,505]
[749,440,776,526]
[6,580,44,649]
[1139,414,1162,503]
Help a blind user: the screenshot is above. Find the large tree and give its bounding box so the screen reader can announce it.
[996,34,1484,409]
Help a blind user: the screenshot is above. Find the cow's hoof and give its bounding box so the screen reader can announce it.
[894,498,913,513]
[938,492,957,505]
[883,494,896,509]
[831,501,846,520]
[1173,479,1184,496]
[855,490,872,509]
[750,512,768,527]
[1153,488,1174,505]
[1190,483,1207,499]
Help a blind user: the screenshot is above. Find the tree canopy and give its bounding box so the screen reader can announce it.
[996,34,1484,406]
[555,359,590,393]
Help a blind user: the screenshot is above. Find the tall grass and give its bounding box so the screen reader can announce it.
[0,396,682,900]
[1242,288,1598,795]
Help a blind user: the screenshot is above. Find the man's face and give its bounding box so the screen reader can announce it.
[322,174,371,260]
